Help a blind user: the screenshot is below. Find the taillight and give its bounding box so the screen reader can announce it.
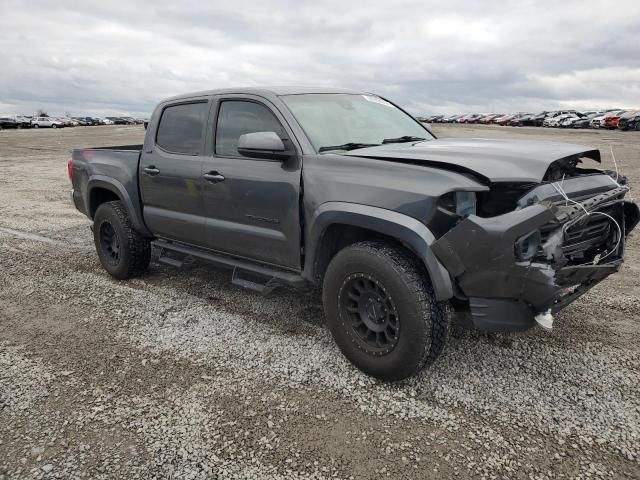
[67,159,73,180]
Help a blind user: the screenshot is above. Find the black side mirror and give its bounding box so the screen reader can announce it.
[237,131,291,160]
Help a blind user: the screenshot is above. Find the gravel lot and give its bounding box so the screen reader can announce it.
[1,124,639,479]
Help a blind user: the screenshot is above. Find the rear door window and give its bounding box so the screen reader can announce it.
[156,102,208,155]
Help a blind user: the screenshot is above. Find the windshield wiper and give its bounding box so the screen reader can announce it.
[381,135,426,144]
[318,142,380,153]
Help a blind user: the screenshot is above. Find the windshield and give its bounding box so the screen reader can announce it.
[281,93,434,152]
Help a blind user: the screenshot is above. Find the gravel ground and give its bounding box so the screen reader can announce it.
[1,124,639,479]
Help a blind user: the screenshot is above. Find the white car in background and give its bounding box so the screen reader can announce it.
[545,114,574,127]
[558,115,582,128]
[590,114,607,128]
[101,118,114,125]
[31,117,64,128]
[58,117,79,127]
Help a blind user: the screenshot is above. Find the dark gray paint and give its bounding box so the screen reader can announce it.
[345,139,601,183]
[70,86,638,331]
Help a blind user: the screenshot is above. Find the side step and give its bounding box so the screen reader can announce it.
[152,239,308,292]
[231,268,280,295]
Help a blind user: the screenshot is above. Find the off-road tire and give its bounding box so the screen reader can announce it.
[322,241,449,381]
[93,201,150,279]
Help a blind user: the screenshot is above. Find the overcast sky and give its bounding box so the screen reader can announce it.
[1,0,639,117]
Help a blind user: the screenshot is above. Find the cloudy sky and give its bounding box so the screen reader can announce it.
[1,0,639,117]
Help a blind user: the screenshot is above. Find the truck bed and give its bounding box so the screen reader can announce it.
[70,145,145,232]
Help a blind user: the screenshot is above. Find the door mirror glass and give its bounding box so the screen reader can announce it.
[237,131,287,159]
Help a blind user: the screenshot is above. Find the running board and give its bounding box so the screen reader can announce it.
[152,239,307,291]
[231,268,280,295]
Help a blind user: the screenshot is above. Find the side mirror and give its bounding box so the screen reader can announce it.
[237,131,290,160]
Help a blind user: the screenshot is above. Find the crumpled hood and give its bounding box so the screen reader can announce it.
[343,138,601,183]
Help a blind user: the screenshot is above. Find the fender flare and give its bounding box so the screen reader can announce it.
[303,202,454,301]
[86,176,152,237]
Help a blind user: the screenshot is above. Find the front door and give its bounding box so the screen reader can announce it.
[139,99,210,246]
[201,97,302,269]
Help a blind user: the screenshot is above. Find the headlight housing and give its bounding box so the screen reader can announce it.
[437,191,477,217]
[514,229,541,261]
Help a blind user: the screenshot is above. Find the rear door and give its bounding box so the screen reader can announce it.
[139,99,211,246]
[200,96,302,269]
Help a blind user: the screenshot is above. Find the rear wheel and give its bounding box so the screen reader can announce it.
[33,124,39,128]
[52,124,57,129]
[93,201,150,279]
[323,241,449,381]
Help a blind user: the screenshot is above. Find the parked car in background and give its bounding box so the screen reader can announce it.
[602,110,628,129]
[442,114,463,123]
[0,117,19,130]
[31,117,64,128]
[616,110,640,131]
[1,115,32,128]
[620,112,640,131]
[590,114,607,129]
[558,114,583,128]
[73,117,95,126]
[572,113,602,129]
[16,116,33,128]
[495,114,518,125]
[508,113,534,126]
[475,113,499,124]
[525,111,550,126]
[58,117,79,127]
[417,108,637,130]
[544,113,574,127]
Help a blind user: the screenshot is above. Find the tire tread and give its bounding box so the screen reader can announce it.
[95,201,150,279]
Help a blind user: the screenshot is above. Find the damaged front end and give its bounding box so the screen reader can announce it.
[432,170,639,332]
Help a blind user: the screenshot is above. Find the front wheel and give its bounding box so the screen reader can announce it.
[93,201,151,279]
[323,241,449,381]
[51,124,57,129]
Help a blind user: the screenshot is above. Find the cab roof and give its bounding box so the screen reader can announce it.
[161,86,364,103]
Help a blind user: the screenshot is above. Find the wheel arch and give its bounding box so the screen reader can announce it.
[303,202,454,301]
[86,177,152,237]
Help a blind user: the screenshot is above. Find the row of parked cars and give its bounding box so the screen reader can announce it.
[0,115,147,130]
[421,109,640,131]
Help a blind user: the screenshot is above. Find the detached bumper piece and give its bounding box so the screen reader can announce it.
[433,181,639,332]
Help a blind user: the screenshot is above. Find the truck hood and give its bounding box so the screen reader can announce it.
[343,138,601,183]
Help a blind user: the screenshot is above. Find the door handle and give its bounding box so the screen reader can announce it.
[144,166,160,176]
[203,171,225,183]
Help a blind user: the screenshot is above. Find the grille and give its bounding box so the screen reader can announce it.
[537,205,620,263]
[562,216,611,256]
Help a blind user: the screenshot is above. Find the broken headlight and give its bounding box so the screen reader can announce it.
[437,191,477,217]
[514,230,541,261]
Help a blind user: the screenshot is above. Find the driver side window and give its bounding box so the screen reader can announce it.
[215,100,285,157]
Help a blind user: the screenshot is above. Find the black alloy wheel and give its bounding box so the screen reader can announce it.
[99,221,121,266]
[339,273,400,355]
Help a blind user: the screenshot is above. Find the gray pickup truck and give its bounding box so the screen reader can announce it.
[70,87,638,380]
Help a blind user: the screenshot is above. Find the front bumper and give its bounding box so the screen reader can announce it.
[432,180,639,332]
